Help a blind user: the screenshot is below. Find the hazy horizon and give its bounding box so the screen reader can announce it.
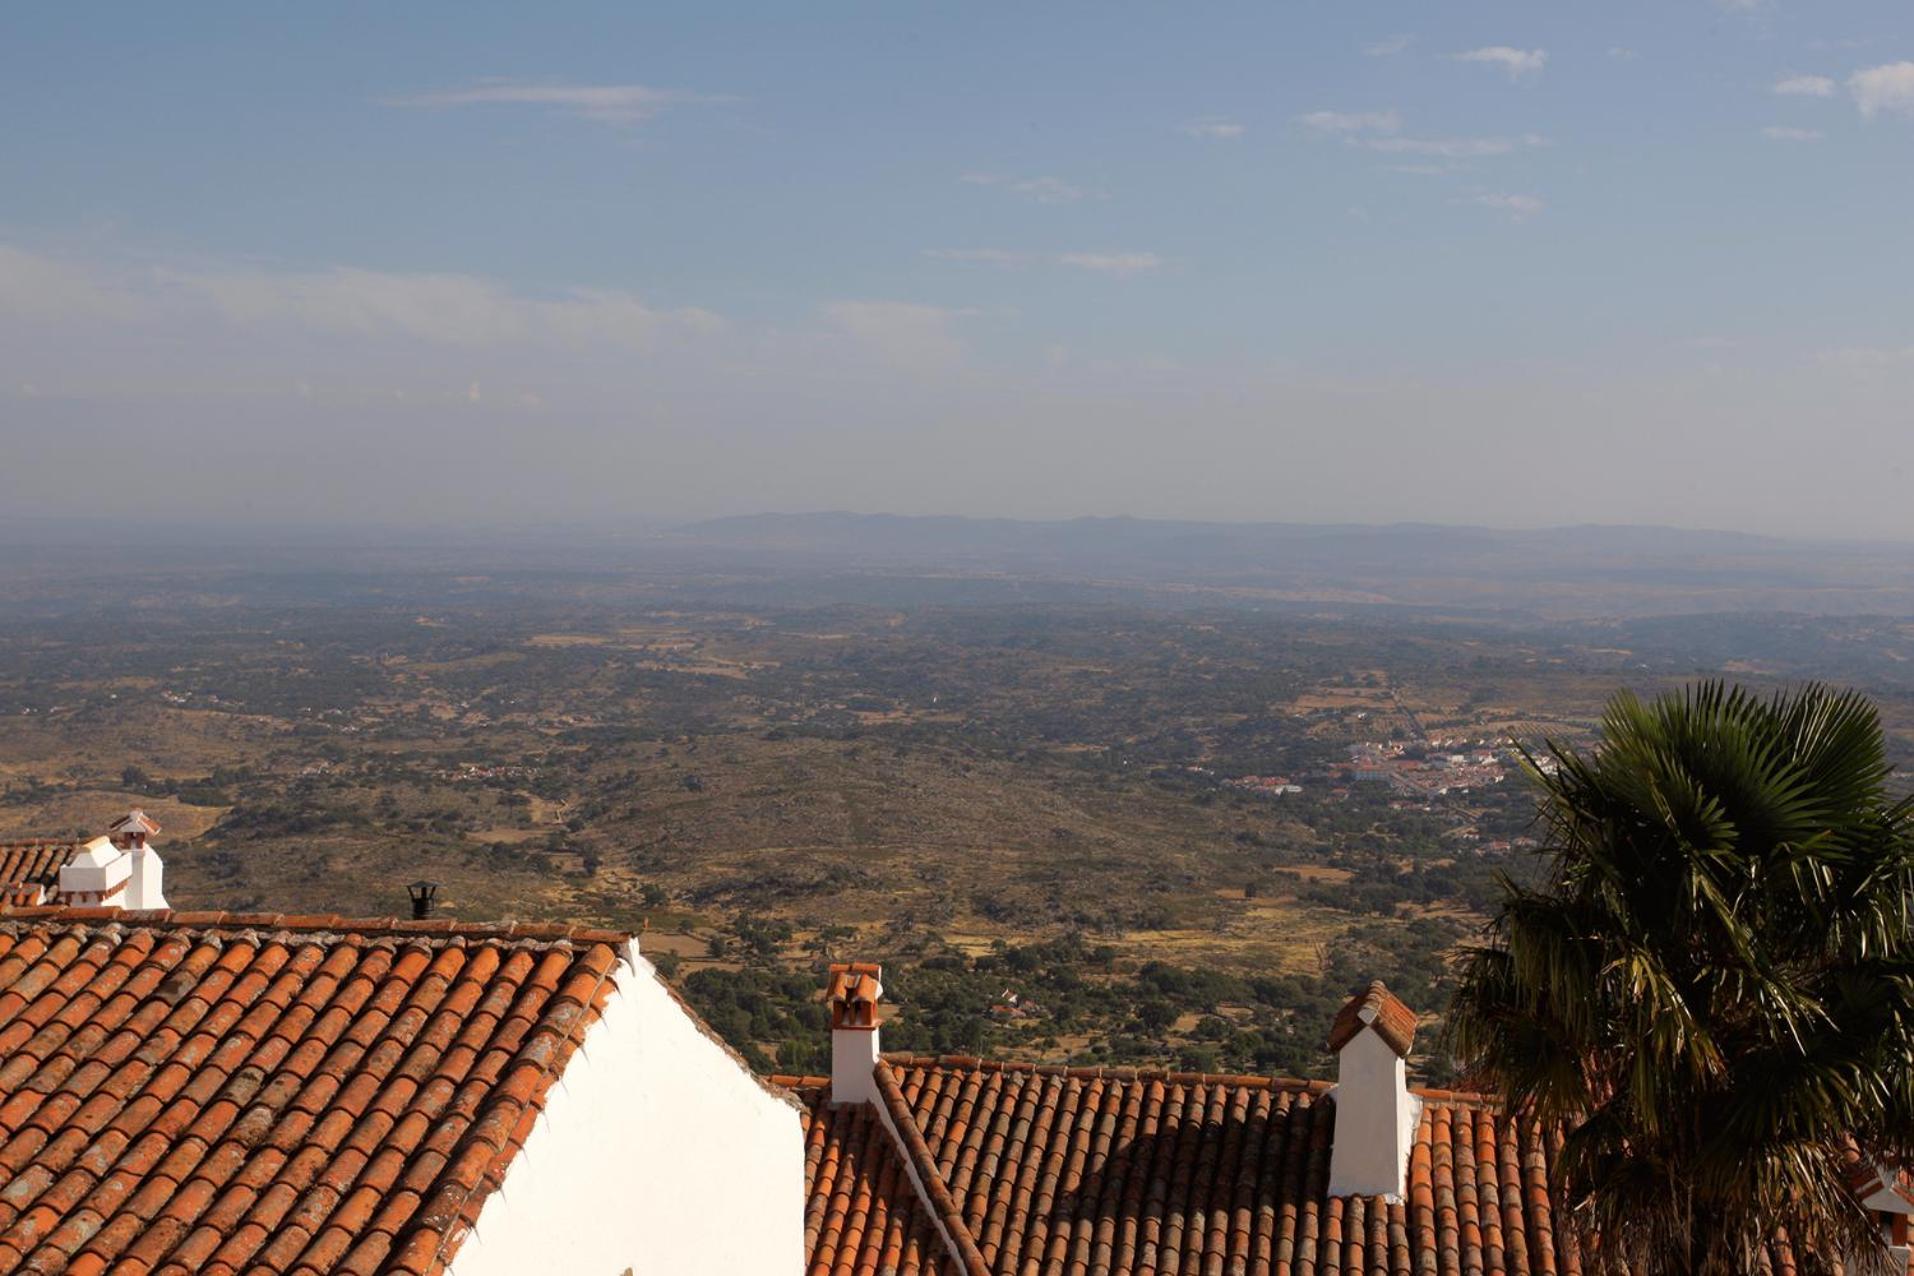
[7,4,1914,537]
[7,506,1914,556]
[0,506,1908,545]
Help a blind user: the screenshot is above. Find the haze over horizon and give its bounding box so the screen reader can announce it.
[1,507,1906,552]
[7,4,1914,538]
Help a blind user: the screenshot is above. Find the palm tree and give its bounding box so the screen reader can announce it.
[1448,682,1914,1275]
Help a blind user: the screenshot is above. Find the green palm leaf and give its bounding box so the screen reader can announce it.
[1447,681,1914,1276]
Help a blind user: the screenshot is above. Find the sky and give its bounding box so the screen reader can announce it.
[4,2,1914,537]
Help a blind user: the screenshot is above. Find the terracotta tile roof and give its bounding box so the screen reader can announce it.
[0,907,628,1275]
[1326,980,1419,1058]
[778,1077,959,1276]
[788,1053,1597,1276]
[0,843,81,896]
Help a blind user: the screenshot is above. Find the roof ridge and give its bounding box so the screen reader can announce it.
[871,1061,992,1276]
[0,905,631,947]
[876,1052,1501,1111]
[880,1050,1335,1094]
[1411,1084,1503,1109]
[766,1072,830,1091]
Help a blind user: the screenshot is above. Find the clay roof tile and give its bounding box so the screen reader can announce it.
[0,909,626,1274]
[799,1053,1589,1276]
[1325,981,1419,1059]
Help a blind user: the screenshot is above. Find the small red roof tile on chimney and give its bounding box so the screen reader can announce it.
[108,809,161,836]
[1326,980,1418,1058]
[826,961,883,1030]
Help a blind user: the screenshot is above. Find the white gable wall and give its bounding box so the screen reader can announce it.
[448,943,806,1276]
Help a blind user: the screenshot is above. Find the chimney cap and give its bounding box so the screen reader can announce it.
[406,880,440,919]
[825,961,883,1030]
[1327,980,1417,1058]
[109,810,160,837]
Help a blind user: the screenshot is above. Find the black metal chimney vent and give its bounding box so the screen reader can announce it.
[406,879,440,920]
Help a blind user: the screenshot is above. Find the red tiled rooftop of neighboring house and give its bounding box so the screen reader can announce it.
[0,842,81,896]
[0,907,628,1275]
[787,1054,1826,1276]
[775,1075,958,1276]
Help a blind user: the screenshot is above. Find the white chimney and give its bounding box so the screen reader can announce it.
[111,809,166,909]
[1326,981,1421,1201]
[825,962,883,1105]
[57,838,125,907]
[57,810,167,910]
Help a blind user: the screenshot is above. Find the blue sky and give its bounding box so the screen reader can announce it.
[4,3,1914,534]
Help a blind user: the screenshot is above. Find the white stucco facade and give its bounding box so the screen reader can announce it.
[54,833,167,910]
[448,943,807,1276]
[830,1025,881,1106]
[1326,1027,1421,1201]
[124,845,166,909]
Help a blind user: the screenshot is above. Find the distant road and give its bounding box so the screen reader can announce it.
[1389,690,1432,744]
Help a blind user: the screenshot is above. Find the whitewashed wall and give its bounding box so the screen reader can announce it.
[1326,1027,1421,1202]
[126,846,166,909]
[449,943,806,1276]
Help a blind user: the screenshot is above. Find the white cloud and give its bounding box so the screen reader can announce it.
[0,246,154,322]
[1774,73,1837,98]
[176,265,722,348]
[1298,110,1402,135]
[1182,117,1246,140]
[1761,125,1824,141]
[1454,47,1548,81]
[383,80,730,126]
[1363,133,1546,159]
[1470,192,1546,220]
[1057,253,1163,277]
[1365,35,1414,57]
[1851,62,1914,118]
[820,301,968,375]
[0,244,722,351]
[1609,47,1640,60]
[960,173,1096,203]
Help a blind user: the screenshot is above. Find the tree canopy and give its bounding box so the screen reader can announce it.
[1449,682,1914,1275]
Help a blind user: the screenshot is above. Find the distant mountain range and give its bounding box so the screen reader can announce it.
[683,512,1778,567]
[674,512,1914,620]
[5,510,1912,622]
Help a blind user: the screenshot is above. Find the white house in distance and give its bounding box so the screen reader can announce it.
[0,808,169,907]
[57,807,169,907]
